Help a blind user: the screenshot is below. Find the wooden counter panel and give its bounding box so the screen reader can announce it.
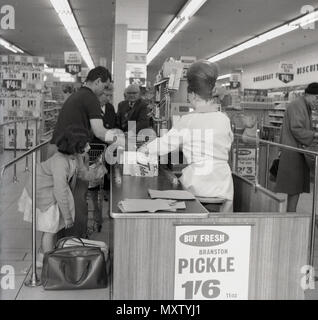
[113,214,310,300]
[233,174,285,212]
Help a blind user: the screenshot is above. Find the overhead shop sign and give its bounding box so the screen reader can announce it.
[126,53,146,64]
[174,225,251,300]
[129,77,146,86]
[277,62,294,84]
[64,52,82,75]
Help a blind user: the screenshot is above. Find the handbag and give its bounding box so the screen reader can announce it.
[269,158,280,182]
[41,237,108,290]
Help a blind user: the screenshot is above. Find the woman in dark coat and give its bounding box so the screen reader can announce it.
[275,83,318,211]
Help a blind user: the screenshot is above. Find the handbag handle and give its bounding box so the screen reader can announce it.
[60,260,91,286]
[55,237,85,249]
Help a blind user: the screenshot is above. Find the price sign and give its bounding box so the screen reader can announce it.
[2,79,22,91]
[174,225,251,300]
[64,52,81,75]
[233,148,256,180]
[278,73,294,84]
[65,64,81,75]
[129,77,146,86]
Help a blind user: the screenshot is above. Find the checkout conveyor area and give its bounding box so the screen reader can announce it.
[108,165,311,300]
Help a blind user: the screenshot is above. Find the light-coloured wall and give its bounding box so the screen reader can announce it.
[242,42,318,90]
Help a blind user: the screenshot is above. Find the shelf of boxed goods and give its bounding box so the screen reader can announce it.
[41,99,61,137]
[268,101,288,128]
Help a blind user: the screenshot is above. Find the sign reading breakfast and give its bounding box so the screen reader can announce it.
[174,225,251,300]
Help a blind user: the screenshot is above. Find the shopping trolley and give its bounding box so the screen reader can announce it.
[87,143,107,235]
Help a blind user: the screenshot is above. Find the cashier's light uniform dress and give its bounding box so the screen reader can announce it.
[146,111,234,201]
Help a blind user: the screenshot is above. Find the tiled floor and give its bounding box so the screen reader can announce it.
[1,150,318,299]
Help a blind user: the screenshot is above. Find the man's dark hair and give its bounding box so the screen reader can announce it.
[85,66,112,83]
[56,125,92,155]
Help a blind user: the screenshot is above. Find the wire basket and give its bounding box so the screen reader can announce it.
[88,143,106,165]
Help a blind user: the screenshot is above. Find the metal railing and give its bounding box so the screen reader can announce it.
[1,129,318,287]
[0,118,40,182]
[0,139,50,287]
[232,131,318,269]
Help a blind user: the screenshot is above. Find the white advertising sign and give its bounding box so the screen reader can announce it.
[64,52,82,65]
[233,148,256,180]
[174,225,251,300]
[278,62,294,74]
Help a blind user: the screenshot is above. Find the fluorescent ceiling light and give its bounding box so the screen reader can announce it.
[50,0,95,69]
[217,73,231,80]
[0,37,24,54]
[147,0,207,65]
[208,10,318,63]
[291,10,318,28]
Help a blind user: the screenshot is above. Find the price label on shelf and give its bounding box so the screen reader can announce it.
[2,79,22,91]
[174,225,251,300]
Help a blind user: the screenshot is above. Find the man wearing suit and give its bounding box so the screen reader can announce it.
[117,84,150,134]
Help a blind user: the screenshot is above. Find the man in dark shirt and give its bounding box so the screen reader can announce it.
[117,84,150,135]
[50,66,116,239]
[51,66,113,145]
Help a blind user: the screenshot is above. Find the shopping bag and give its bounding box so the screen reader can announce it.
[41,237,108,290]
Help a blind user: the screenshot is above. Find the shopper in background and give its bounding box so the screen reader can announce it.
[117,84,150,135]
[89,86,118,232]
[138,60,234,212]
[18,126,106,266]
[275,82,318,212]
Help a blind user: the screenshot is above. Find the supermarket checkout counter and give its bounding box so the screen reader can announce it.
[110,165,311,300]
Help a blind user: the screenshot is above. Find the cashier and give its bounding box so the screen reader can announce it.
[138,60,234,212]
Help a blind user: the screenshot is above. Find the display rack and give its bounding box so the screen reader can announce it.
[41,99,62,136]
[0,54,45,150]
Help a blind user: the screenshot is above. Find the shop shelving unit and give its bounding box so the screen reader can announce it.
[152,78,171,136]
[0,54,45,150]
[41,99,62,137]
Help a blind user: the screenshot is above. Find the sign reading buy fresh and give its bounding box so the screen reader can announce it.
[174,225,251,300]
[64,52,82,75]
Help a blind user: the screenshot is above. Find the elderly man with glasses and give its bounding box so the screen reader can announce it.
[117,84,150,135]
[275,82,318,212]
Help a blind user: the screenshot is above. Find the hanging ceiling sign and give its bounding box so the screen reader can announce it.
[126,53,147,64]
[277,62,294,84]
[64,52,82,75]
[129,77,146,86]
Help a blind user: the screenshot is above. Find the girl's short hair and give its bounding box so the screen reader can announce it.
[187,60,219,101]
[56,126,92,155]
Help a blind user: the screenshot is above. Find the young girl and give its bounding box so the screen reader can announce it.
[18,126,107,266]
